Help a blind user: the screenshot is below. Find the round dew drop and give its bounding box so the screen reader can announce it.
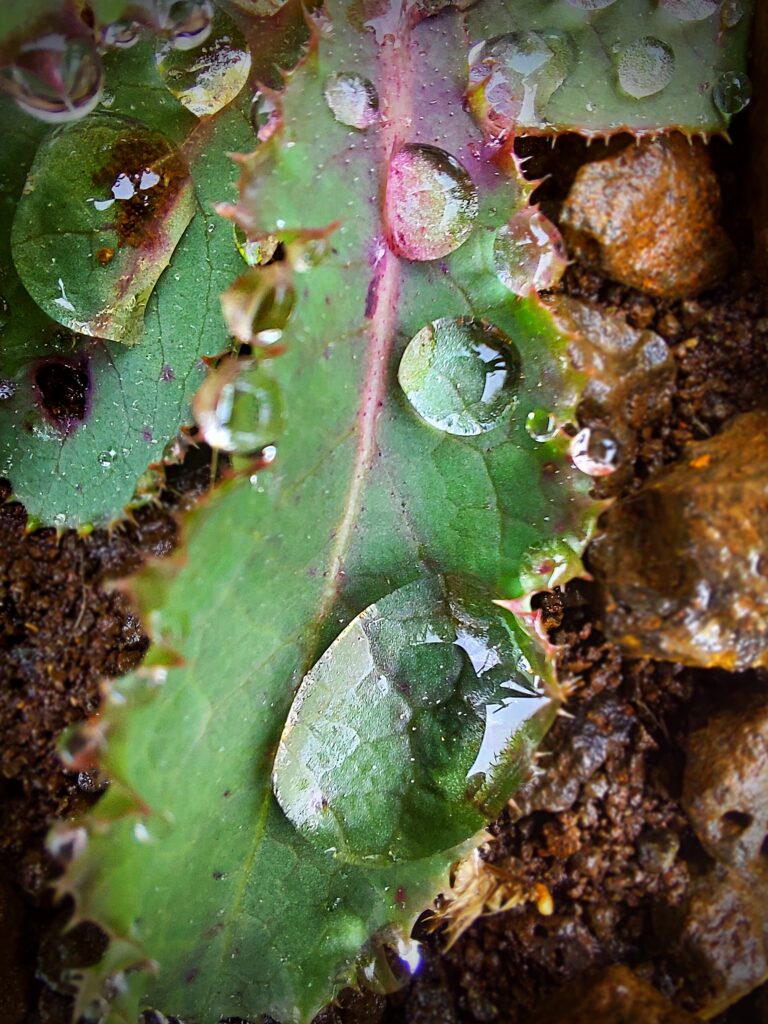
[570,426,620,476]
[386,144,478,261]
[616,37,675,100]
[163,0,215,50]
[0,33,103,124]
[398,317,522,436]
[324,72,379,130]
[713,71,751,116]
[525,408,558,443]
[494,209,567,297]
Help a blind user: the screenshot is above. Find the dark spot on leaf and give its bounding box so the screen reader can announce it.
[96,246,115,265]
[212,870,225,880]
[395,886,407,906]
[184,967,199,984]
[222,789,231,797]
[33,357,91,435]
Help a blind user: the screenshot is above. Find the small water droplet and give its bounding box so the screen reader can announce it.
[99,21,142,50]
[525,408,558,442]
[659,0,719,19]
[234,225,277,267]
[713,70,751,115]
[616,37,675,99]
[720,0,745,26]
[571,426,620,476]
[399,317,521,436]
[155,3,251,118]
[163,0,215,49]
[324,72,379,130]
[192,357,284,455]
[0,32,103,124]
[494,209,567,297]
[468,31,572,131]
[98,448,117,468]
[386,144,478,261]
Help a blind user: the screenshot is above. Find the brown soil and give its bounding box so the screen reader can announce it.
[2,129,767,1024]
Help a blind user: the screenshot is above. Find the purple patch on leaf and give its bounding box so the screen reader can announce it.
[142,427,153,443]
[160,364,175,382]
[32,357,91,436]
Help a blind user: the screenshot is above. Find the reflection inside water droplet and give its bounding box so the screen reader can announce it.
[468,30,572,131]
[99,21,142,50]
[0,32,103,124]
[155,3,251,117]
[616,37,675,99]
[386,144,478,261]
[525,408,558,442]
[399,317,521,436]
[659,0,719,19]
[571,426,620,476]
[163,0,215,49]
[494,209,567,297]
[713,71,751,115]
[192,356,284,455]
[324,72,379,129]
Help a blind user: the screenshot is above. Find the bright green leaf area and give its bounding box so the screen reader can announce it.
[62,4,596,1023]
[0,36,252,526]
[467,0,753,136]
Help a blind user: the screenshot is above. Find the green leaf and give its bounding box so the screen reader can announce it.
[466,0,753,136]
[58,4,597,1022]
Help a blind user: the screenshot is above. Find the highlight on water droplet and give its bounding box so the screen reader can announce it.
[324,72,379,130]
[398,317,521,436]
[155,2,251,117]
[659,0,719,19]
[385,144,478,261]
[0,30,103,124]
[525,408,558,442]
[712,71,751,116]
[616,37,675,99]
[192,356,284,455]
[468,30,572,132]
[570,426,620,476]
[494,208,567,298]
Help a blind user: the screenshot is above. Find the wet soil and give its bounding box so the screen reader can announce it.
[2,128,768,1024]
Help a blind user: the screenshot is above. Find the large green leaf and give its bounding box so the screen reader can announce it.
[58,4,597,1022]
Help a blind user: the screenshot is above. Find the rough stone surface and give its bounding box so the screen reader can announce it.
[531,965,697,1024]
[561,136,733,300]
[590,411,768,670]
[683,686,768,880]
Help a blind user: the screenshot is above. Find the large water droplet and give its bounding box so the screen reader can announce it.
[386,144,478,261]
[273,576,554,864]
[659,0,719,19]
[713,71,751,116]
[494,209,567,297]
[398,317,521,436]
[155,3,251,117]
[468,31,572,131]
[616,37,675,99]
[324,72,379,130]
[571,426,620,476]
[192,357,284,455]
[0,32,103,124]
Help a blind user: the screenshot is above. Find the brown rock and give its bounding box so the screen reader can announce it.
[561,135,732,300]
[531,965,696,1024]
[591,411,768,670]
[683,687,768,880]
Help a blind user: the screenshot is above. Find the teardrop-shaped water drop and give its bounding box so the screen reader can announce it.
[659,0,719,19]
[324,72,379,130]
[713,71,751,116]
[0,32,103,124]
[616,37,675,99]
[155,2,251,117]
[468,30,572,132]
[398,317,521,436]
[494,209,567,297]
[525,408,558,442]
[386,144,478,261]
[192,357,284,455]
[571,426,620,476]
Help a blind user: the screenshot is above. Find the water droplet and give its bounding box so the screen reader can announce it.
[192,357,284,455]
[155,3,251,118]
[250,90,279,141]
[468,31,572,131]
[324,72,379,130]
[720,0,745,26]
[616,37,675,99]
[77,768,109,793]
[98,449,117,468]
[565,0,618,6]
[525,408,558,442]
[0,32,103,124]
[162,0,215,49]
[386,144,478,261]
[713,71,751,116]
[494,209,567,297]
[99,21,142,50]
[398,317,521,436]
[659,0,719,19]
[234,225,277,267]
[571,426,620,476]
[221,268,296,346]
